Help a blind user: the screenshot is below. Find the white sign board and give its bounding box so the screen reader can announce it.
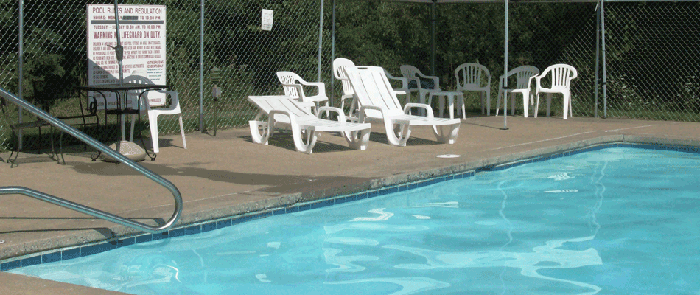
[87,4,167,109]
[262,10,273,31]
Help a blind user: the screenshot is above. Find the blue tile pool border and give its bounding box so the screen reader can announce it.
[3,141,699,272]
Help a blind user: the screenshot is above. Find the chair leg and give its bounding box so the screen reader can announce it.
[432,122,460,144]
[129,114,137,142]
[148,113,160,153]
[485,89,491,116]
[178,115,187,149]
[495,90,501,116]
[510,92,516,116]
[439,95,447,118]
[344,128,370,150]
[480,92,486,115]
[563,93,570,120]
[292,125,317,154]
[459,93,466,119]
[522,92,530,118]
[384,119,410,147]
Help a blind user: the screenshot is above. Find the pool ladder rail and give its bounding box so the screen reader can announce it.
[0,87,183,234]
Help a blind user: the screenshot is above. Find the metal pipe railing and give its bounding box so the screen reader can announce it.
[0,87,182,234]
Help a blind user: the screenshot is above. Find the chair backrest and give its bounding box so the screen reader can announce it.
[124,70,167,107]
[399,65,422,79]
[276,71,303,99]
[540,63,578,89]
[455,63,491,91]
[333,58,355,96]
[345,66,403,119]
[503,66,539,89]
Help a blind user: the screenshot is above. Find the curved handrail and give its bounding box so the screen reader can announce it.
[0,87,182,234]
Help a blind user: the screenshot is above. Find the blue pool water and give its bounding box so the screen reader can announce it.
[9,146,700,294]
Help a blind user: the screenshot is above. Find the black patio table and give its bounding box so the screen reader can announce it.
[79,83,169,161]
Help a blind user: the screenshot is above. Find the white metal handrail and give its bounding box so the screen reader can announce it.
[0,87,182,233]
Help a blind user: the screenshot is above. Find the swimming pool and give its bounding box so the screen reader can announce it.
[8,145,700,294]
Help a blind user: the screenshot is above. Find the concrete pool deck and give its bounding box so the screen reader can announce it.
[1,115,699,294]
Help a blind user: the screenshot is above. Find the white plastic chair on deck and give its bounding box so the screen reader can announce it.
[455,63,492,116]
[400,65,440,107]
[125,71,186,155]
[276,71,329,115]
[332,58,358,118]
[533,64,578,119]
[496,66,539,117]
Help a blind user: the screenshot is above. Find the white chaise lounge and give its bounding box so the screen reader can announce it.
[344,66,461,147]
[248,95,371,153]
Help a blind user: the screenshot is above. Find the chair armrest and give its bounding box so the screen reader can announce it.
[415,72,440,90]
[385,73,409,93]
[301,82,327,99]
[317,106,347,123]
[147,89,179,109]
[293,76,327,99]
[499,74,508,89]
[358,105,385,122]
[404,102,434,119]
[533,73,545,91]
[527,74,537,90]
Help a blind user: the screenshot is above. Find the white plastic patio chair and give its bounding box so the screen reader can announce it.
[276,71,329,115]
[399,65,440,107]
[533,63,578,119]
[332,58,358,118]
[384,69,409,103]
[495,66,539,117]
[248,95,371,153]
[125,71,186,155]
[344,65,460,147]
[455,63,492,116]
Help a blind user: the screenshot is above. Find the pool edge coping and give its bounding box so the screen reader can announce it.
[3,134,700,270]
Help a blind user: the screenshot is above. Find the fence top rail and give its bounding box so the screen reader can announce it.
[379,0,694,3]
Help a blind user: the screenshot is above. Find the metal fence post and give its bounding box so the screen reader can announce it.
[594,2,600,118]
[317,0,324,83]
[601,0,607,118]
[199,0,205,132]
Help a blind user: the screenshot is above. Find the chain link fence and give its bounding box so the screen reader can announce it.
[604,1,700,121]
[1,1,699,152]
[0,0,324,151]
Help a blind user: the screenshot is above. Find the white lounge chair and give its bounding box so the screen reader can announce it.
[248,95,371,154]
[344,66,460,147]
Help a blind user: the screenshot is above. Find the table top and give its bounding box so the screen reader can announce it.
[79,83,168,92]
